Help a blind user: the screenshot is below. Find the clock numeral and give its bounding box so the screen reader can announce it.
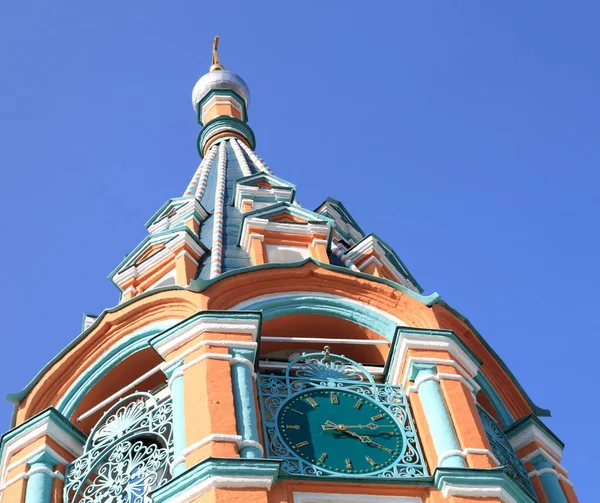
[318,453,327,464]
[286,425,300,430]
[371,413,385,421]
[306,397,318,408]
[290,408,304,415]
[295,441,309,448]
[354,399,363,410]
[330,393,339,404]
[366,455,377,467]
[345,458,353,470]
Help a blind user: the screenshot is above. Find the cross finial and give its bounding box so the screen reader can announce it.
[210,35,224,72]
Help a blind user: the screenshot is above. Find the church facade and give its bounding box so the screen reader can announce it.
[0,41,578,503]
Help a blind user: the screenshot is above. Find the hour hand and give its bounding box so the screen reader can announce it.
[321,420,341,431]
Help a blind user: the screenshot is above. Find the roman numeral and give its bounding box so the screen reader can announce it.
[354,399,363,410]
[371,413,385,421]
[366,455,377,467]
[286,425,300,430]
[290,408,304,415]
[295,441,309,448]
[345,458,353,470]
[318,453,327,463]
[330,393,339,404]
[306,397,318,408]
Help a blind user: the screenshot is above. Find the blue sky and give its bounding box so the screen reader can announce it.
[1,1,597,499]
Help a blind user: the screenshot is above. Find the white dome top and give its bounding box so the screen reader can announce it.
[191,70,250,113]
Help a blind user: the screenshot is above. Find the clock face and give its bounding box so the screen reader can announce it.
[277,388,403,475]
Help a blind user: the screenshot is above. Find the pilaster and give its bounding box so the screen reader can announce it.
[0,408,85,503]
[151,311,263,475]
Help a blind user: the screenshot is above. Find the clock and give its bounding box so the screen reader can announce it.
[277,388,403,475]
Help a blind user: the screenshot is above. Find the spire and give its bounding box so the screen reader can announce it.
[191,36,254,156]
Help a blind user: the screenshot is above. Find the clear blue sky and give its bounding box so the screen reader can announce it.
[1,1,597,499]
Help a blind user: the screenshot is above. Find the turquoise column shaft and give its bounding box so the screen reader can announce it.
[24,452,56,503]
[230,348,261,459]
[415,365,466,468]
[166,363,187,476]
[533,456,568,503]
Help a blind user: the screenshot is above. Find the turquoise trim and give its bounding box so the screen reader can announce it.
[532,456,567,503]
[164,362,186,476]
[0,408,85,461]
[152,457,280,503]
[474,372,515,427]
[8,261,439,426]
[198,117,256,154]
[108,226,208,283]
[230,347,261,458]
[435,299,550,418]
[410,364,466,468]
[197,89,248,125]
[386,327,482,384]
[235,171,296,190]
[504,414,565,450]
[25,451,57,503]
[238,293,396,340]
[434,467,538,502]
[144,196,209,230]
[56,321,178,418]
[350,233,424,293]
[315,197,366,236]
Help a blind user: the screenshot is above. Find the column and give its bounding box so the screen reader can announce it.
[230,347,261,458]
[165,361,187,476]
[532,456,568,503]
[24,452,58,503]
[410,364,467,468]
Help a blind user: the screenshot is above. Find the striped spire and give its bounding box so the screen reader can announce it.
[209,141,228,278]
[236,139,273,174]
[230,138,252,177]
[194,145,218,200]
[183,144,217,197]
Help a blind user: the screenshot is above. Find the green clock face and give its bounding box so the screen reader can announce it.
[277,388,403,474]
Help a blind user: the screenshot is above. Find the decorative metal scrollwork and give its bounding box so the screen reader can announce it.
[64,392,174,503]
[477,405,537,499]
[258,350,427,478]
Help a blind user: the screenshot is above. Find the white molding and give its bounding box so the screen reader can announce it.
[520,447,564,472]
[148,198,208,235]
[293,492,422,503]
[441,484,518,503]
[167,476,275,503]
[527,467,574,487]
[315,204,363,243]
[152,319,260,357]
[509,423,564,463]
[406,372,473,396]
[266,244,310,263]
[437,447,499,467]
[234,184,294,211]
[389,333,480,386]
[260,336,389,346]
[401,357,480,394]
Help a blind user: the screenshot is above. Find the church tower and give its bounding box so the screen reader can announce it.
[0,39,578,503]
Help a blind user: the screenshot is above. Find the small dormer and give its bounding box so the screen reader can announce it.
[109,229,207,302]
[344,234,423,292]
[234,172,296,213]
[238,203,332,266]
[146,196,209,235]
[315,198,364,249]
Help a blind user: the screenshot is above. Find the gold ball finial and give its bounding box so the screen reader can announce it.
[210,35,224,72]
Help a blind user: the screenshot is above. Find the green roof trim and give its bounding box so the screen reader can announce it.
[433,299,551,418]
[316,197,365,236]
[144,196,208,230]
[6,259,439,427]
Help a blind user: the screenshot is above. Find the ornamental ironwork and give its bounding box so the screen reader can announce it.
[477,405,537,500]
[257,350,427,478]
[64,392,174,503]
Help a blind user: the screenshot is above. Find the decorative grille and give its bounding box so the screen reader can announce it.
[477,405,537,500]
[257,351,427,478]
[64,392,174,503]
